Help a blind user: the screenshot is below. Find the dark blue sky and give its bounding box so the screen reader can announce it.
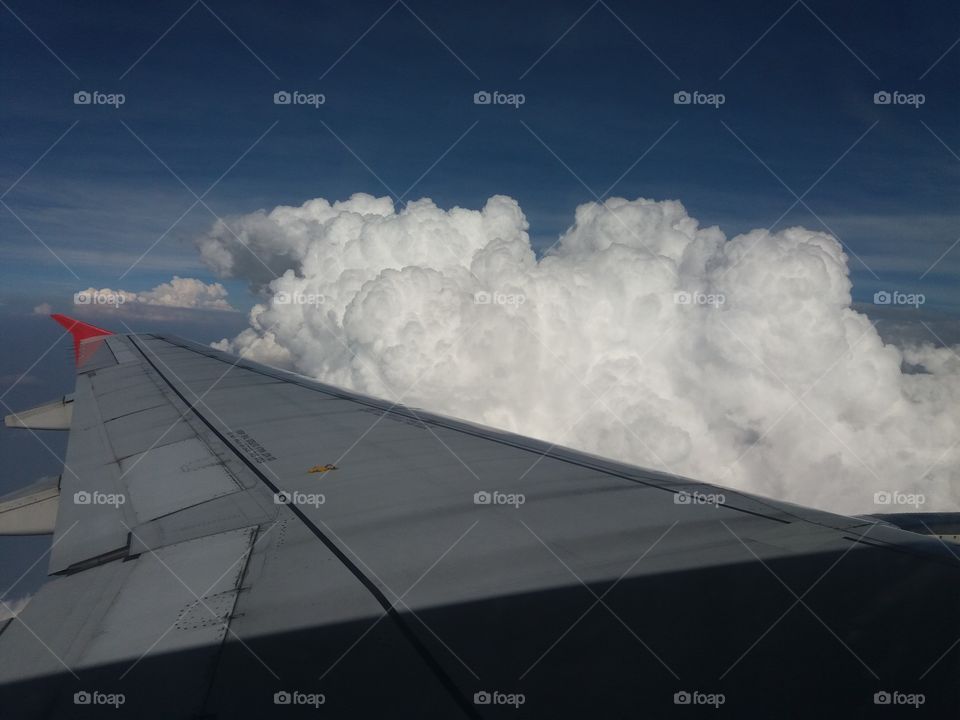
[1,0,958,312]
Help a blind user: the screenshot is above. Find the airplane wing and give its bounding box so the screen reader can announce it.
[0,316,957,717]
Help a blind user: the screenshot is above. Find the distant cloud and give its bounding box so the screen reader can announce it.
[137,276,234,310]
[32,303,52,315]
[74,276,235,312]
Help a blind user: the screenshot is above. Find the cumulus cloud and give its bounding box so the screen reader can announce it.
[75,276,234,311]
[200,194,960,514]
[32,303,52,315]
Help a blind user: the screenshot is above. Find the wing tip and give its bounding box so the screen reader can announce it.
[51,314,113,366]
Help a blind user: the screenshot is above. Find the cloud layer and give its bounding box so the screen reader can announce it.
[200,194,960,514]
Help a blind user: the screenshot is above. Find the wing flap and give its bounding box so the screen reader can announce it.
[0,527,256,718]
[3,395,73,430]
[0,476,60,534]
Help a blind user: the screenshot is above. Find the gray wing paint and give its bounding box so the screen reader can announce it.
[0,331,957,717]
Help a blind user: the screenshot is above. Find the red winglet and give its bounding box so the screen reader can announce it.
[51,314,113,367]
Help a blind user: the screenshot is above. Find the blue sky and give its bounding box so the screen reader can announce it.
[1,0,958,315]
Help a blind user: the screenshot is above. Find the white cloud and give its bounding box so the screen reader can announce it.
[75,276,234,311]
[136,276,233,310]
[200,193,960,514]
[32,303,52,315]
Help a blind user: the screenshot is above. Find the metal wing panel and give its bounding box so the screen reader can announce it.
[202,517,469,718]
[121,437,243,523]
[101,397,197,460]
[50,371,132,571]
[119,333,960,715]
[0,527,256,718]
[94,378,170,422]
[48,333,277,572]
[80,526,255,664]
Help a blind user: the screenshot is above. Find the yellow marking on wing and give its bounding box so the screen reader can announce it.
[307,464,338,474]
